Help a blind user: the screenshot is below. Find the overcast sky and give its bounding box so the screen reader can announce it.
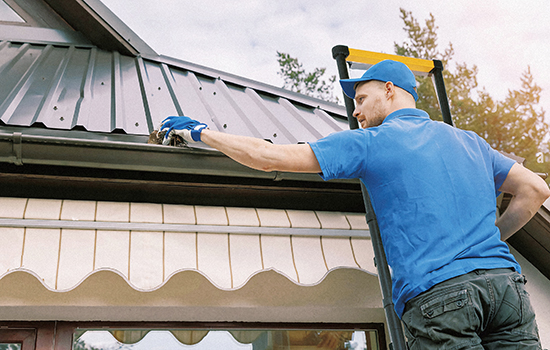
[101,0,549,118]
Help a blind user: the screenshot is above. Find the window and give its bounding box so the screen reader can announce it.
[73,326,386,350]
[0,345,22,350]
[0,322,387,350]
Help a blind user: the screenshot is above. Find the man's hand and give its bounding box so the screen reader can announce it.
[160,116,208,145]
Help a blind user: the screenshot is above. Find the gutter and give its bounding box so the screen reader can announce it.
[0,130,356,184]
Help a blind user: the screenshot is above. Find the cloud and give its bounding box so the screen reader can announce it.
[102,0,550,116]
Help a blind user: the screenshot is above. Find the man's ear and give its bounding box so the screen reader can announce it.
[384,81,395,99]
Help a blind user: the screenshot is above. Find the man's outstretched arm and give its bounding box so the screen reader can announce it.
[496,163,550,240]
[201,129,322,173]
[158,115,322,174]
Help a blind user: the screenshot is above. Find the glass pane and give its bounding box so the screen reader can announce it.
[0,1,24,22]
[0,344,22,350]
[73,329,379,350]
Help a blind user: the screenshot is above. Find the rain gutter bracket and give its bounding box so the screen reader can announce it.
[11,132,23,166]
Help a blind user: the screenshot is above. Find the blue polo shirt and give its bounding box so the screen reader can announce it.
[310,108,519,317]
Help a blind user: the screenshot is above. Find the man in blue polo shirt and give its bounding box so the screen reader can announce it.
[160,60,549,349]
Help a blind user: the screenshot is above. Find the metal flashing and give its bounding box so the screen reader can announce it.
[0,25,92,46]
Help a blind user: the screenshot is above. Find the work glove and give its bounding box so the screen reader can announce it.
[160,116,208,145]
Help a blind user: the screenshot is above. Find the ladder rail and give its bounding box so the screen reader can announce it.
[332,45,454,350]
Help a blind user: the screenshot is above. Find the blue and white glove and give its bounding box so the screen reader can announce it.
[160,116,208,145]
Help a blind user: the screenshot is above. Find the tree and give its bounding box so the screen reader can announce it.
[73,338,102,350]
[276,51,339,104]
[275,10,549,178]
[394,8,549,175]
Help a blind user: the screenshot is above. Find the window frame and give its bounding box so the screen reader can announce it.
[0,321,387,350]
[0,328,35,350]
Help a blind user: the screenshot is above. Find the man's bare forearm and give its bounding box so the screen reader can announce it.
[496,163,550,240]
[496,194,545,241]
[200,129,321,173]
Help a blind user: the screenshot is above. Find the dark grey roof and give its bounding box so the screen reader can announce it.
[0,38,353,187]
[0,40,347,143]
[0,0,351,187]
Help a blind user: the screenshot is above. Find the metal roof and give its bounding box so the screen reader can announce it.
[0,0,350,186]
[0,40,348,142]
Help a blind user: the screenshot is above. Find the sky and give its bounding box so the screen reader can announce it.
[100,0,550,118]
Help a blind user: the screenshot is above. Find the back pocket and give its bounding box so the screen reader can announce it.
[421,289,470,319]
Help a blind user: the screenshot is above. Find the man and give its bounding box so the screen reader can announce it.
[160,60,550,349]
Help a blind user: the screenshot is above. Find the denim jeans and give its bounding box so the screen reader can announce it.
[402,268,541,349]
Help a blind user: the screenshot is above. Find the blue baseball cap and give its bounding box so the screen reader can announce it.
[340,60,418,101]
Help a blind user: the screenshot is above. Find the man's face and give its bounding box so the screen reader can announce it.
[352,81,388,129]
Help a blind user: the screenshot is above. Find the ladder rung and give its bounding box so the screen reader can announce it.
[347,48,435,75]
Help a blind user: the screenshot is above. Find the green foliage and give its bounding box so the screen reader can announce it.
[394,8,550,176]
[73,338,102,350]
[0,344,21,350]
[274,9,549,178]
[276,51,339,104]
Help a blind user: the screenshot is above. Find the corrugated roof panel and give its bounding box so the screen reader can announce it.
[163,67,219,130]
[260,96,324,144]
[287,103,348,139]
[213,80,264,139]
[16,46,74,126]
[74,48,113,132]
[0,41,349,145]
[314,108,349,132]
[113,53,150,134]
[42,47,92,130]
[0,43,42,110]
[3,44,51,125]
[194,75,254,137]
[241,87,295,144]
[138,58,179,130]
[248,93,299,144]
